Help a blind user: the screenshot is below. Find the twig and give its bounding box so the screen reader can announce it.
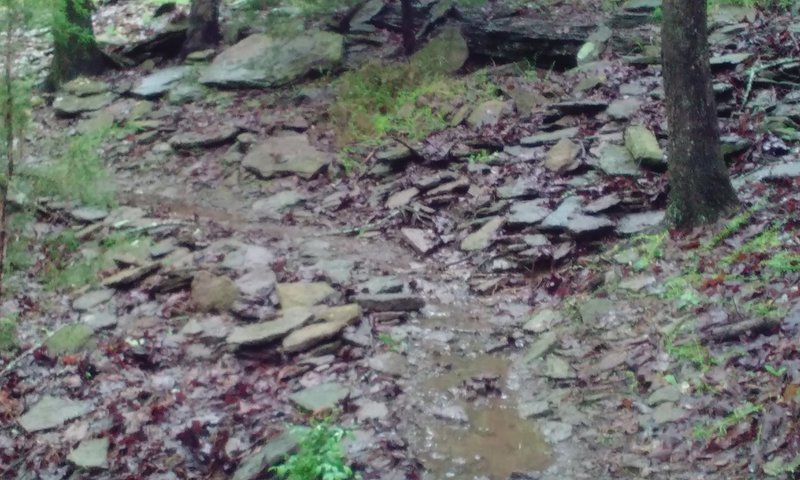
[741,58,798,109]
[0,341,42,379]
[704,317,781,343]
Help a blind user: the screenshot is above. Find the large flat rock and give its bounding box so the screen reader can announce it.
[242,133,330,180]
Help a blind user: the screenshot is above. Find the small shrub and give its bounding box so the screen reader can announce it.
[271,420,355,480]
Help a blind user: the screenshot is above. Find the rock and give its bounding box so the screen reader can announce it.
[306,259,355,285]
[647,385,681,406]
[650,402,689,424]
[289,382,349,412]
[70,207,108,223]
[167,82,205,104]
[282,319,349,353]
[431,404,469,423]
[461,217,505,251]
[551,100,608,115]
[619,81,650,96]
[518,400,552,419]
[523,308,563,333]
[232,430,303,480]
[596,143,640,176]
[358,276,404,295]
[367,351,407,376]
[617,211,665,235]
[577,297,615,323]
[467,99,510,128]
[624,126,665,170]
[356,400,388,421]
[67,438,109,469]
[524,331,558,362]
[508,200,551,226]
[169,126,239,150]
[520,127,580,147]
[375,143,413,164]
[606,98,642,121]
[76,110,116,135]
[252,190,305,217]
[720,134,753,160]
[0,317,18,352]
[710,52,752,70]
[497,178,537,199]
[736,161,800,187]
[101,263,160,288]
[316,304,362,324]
[540,196,614,237]
[276,282,336,309]
[46,323,94,355]
[426,176,469,196]
[386,188,419,208]
[543,355,575,379]
[242,133,330,180]
[584,193,621,213]
[53,92,115,117]
[354,293,424,312]
[619,274,656,292]
[410,26,468,75]
[132,66,192,98]
[540,420,573,443]
[200,32,343,88]
[576,24,612,65]
[191,271,240,312]
[63,77,109,97]
[226,307,315,346]
[72,288,114,312]
[219,242,275,271]
[82,312,117,331]
[18,396,93,432]
[400,228,436,254]
[544,138,581,173]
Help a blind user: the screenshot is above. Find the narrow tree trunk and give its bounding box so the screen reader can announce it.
[47,0,109,90]
[0,1,17,296]
[183,0,221,55]
[662,0,739,228]
[401,0,415,55]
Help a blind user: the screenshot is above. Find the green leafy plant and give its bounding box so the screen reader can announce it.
[764,364,787,377]
[377,333,403,352]
[692,402,762,441]
[271,421,355,480]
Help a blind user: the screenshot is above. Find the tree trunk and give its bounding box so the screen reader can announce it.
[47,0,109,90]
[662,0,739,228]
[401,0,415,55]
[183,0,221,55]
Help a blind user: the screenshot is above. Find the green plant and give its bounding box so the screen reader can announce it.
[764,364,787,377]
[692,402,761,441]
[271,420,355,480]
[630,232,667,271]
[377,333,403,352]
[467,149,494,164]
[708,206,757,248]
[763,251,800,274]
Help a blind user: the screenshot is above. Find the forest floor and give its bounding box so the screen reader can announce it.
[2,1,800,479]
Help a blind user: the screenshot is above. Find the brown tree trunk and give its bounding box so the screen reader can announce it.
[401,0,415,55]
[47,0,110,90]
[662,0,739,228]
[183,0,221,55]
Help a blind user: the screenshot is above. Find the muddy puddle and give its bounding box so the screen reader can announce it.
[411,353,552,480]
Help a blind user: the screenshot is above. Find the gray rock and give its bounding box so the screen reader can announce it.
[276,282,336,308]
[18,396,93,432]
[253,191,305,218]
[219,242,275,271]
[520,127,580,147]
[400,228,436,254]
[710,52,752,69]
[70,206,108,223]
[524,331,558,362]
[540,420,573,443]
[232,430,303,480]
[46,323,94,355]
[132,66,192,98]
[540,196,614,237]
[619,274,656,292]
[523,308,563,333]
[73,289,115,312]
[101,263,160,288]
[414,172,458,191]
[619,81,650,96]
[167,82,205,105]
[617,210,665,235]
[508,200,551,226]
[289,382,350,412]
[305,258,355,285]
[375,144,413,164]
[431,404,469,423]
[577,297,615,323]
[282,321,348,353]
[200,32,343,88]
[367,351,407,376]
[736,161,800,187]
[242,133,330,180]
[53,92,115,117]
[169,126,239,150]
[584,193,621,213]
[497,178,537,199]
[542,355,575,379]
[461,217,505,251]
[358,276,405,295]
[647,385,681,406]
[518,400,552,419]
[386,187,419,208]
[82,312,118,331]
[624,125,665,169]
[191,271,240,313]
[410,26,468,76]
[551,100,608,115]
[426,176,469,196]
[67,438,109,469]
[576,24,612,65]
[544,138,581,173]
[356,400,389,421]
[63,77,110,96]
[226,307,315,346]
[606,98,642,121]
[467,99,510,128]
[596,143,640,176]
[354,293,424,312]
[650,402,689,424]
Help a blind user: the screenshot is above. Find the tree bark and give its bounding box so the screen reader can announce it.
[662,0,739,228]
[401,0,415,55]
[183,0,221,55]
[47,0,109,90]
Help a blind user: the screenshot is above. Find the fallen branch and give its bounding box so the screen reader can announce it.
[704,317,781,342]
[741,58,798,109]
[0,341,42,379]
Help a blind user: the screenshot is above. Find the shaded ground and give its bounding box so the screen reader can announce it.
[3,1,800,479]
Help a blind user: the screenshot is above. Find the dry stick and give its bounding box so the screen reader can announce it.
[0,342,42,379]
[0,3,16,299]
[741,58,799,110]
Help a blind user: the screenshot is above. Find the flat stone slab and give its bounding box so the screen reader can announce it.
[232,430,304,480]
[242,133,330,180]
[540,196,614,237]
[72,288,115,312]
[461,217,505,251]
[276,282,336,309]
[400,228,436,254]
[19,396,93,432]
[132,66,192,98]
[68,438,110,469]
[508,200,551,226]
[617,210,665,235]
[282,320,348,353]
[353,293,424,312]
[53,92,115,117]
[289,382,350,412]
[520,127,580,147]
[169,126,239,150]
[226,307,315,346]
